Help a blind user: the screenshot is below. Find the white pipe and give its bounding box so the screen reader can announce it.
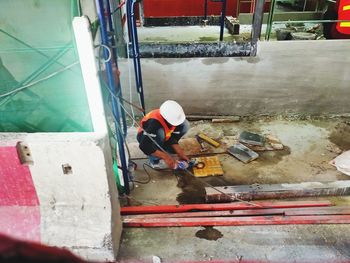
[72,16,108,135]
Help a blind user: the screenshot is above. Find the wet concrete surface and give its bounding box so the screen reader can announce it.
[118,118,350,262]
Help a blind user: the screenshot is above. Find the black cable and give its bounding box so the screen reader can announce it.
[132,163,175,185]
[131,163,152,184]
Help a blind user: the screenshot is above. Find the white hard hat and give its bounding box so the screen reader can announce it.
[160,100,186,126]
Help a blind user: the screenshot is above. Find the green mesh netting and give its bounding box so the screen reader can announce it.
[0,0,93,132]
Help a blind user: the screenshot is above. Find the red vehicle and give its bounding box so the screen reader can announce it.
[323,0,350,38]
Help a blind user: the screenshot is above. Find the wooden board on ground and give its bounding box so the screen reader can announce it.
[205,181,350,202]
[193,156,224,177]
[179,138,204,156]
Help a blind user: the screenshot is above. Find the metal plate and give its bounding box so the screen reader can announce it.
[227,143,259,163]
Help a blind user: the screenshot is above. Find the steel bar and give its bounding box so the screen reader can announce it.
[123,206,350,219]
[273,19,350,24]
[219,0,228,41]
[127,0,146,113]
[265,0,276,40]
[105,0,128,136]
[250,0,265,56]
[120,200,331,215]
[205,181,350,203]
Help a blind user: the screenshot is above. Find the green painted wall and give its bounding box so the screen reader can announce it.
[0,0,93,132]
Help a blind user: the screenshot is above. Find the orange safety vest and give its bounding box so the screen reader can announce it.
[337,0,350,35]
[138,109,176,141]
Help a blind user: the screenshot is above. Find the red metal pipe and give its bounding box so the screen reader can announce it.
[123,214,350,227]
[120,200,332,215]
[124,206,350,222]
[123,206,350,220]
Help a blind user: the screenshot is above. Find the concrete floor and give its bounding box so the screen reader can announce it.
[118,118,350,262]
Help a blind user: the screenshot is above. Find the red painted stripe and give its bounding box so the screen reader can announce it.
[0,147,39,206]
[121,200,332,215]
[124,214,350,227]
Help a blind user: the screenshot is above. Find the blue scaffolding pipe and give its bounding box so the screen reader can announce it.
[95,0,130,194]
[105,0,128,136]
[219,0,227,41]
[126,0,146,114]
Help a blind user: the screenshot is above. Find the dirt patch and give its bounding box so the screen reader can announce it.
[195,227,223,241]
[329,122,350,150]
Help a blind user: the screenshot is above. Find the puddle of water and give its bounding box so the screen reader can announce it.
[195,227,223,241]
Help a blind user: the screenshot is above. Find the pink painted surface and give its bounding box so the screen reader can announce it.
[0,206,40,242]
[0,147,39,206]
[0,146,40,241]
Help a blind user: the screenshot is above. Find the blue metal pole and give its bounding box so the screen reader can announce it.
[220,0,227,41]
[95,0,130,194]
[127,0,146,114]
[131,1,145,111]
[106,0,128,136]
[204,0,208,20]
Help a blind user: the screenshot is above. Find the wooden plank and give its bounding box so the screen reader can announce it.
[120,200,332,215]
[123,215,350,227]
[123,209,285,219]
[197,133,221,148]
[205,181,350,202]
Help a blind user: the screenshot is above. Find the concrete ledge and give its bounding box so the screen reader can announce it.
[238,11,324,24]
[143,16,221,27]
[134,42,251,58]
[0,133,122,261]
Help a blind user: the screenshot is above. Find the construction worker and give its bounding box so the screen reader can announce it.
[137,100,190,169]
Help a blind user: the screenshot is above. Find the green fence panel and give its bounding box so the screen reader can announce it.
[0,0,93,132]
